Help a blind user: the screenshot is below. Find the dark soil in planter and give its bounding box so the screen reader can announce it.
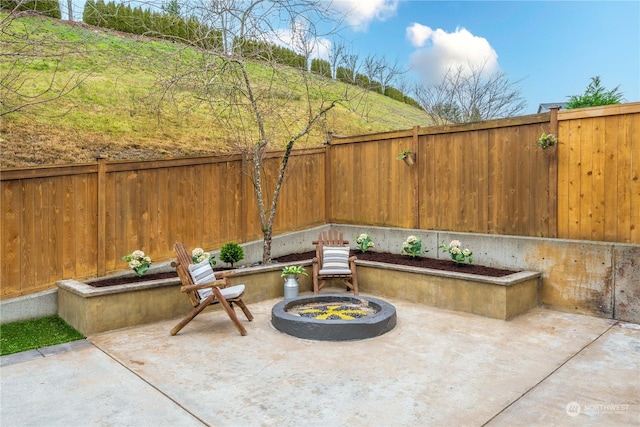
[89,271,179,288]
[274,250,517,278]
[90,250,516,287]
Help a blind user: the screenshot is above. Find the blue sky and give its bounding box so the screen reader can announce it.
[332,0,640,114]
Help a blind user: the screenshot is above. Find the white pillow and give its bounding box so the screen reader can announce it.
[188,260,216,300]
[319,246,351,275]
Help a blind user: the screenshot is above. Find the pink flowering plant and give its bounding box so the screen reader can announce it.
[122,249,152,276]
[439,240,473,264]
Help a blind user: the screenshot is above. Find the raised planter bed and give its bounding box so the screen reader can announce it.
[57,263,313,336]
[355,260,540,320]
[57,252,539,335]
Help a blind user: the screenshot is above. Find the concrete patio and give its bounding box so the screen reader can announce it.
[1,292,639,426]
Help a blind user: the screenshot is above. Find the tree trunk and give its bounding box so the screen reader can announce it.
[262,229,272,265]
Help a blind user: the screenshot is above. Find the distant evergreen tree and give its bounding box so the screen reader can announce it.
[1,0,61,18]
[335,67,353,84]
[310,58,331,78]
[384,86,404,102]
[566,76,624,109]
[82,0,98,25]
[403,95,422,109]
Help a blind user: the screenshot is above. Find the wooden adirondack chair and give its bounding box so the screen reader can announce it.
[170,242,253,336]
[312,230,359,295]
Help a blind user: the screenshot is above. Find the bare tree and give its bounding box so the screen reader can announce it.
[149,0,355,263]
[362,54,404,94]
[327,39,346,79]
[0,6,91,116]
[412,61,526,124]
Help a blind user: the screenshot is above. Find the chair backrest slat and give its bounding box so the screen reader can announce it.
[314,230,349,266]
[174,242,201,307]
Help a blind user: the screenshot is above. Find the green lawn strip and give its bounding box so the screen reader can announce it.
[0,316,85,356]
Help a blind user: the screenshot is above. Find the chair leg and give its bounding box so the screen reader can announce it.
[213,288,247,336]
[170,296,214,336]
[233,299,254,321]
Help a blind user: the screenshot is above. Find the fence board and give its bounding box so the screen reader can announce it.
[1,181,21,296]
[630,114,640,243]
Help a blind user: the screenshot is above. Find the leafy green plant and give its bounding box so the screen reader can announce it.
[355,233,375,253]
[0,316,84,356]
[281,265,308,277]
[566,76,624,109]
[439,240,473,264]
[397,149,413,160]
[122,249,152,276]
[402,235,426,257]
[536,133,557,149]
[191,247,216,266]
[219,242,244,267]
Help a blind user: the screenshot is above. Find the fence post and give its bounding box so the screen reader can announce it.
[412,125,420,229]
[548,107,559,238]
[324,142,332,223]
[241,153,249,243]
[96,155,107,277]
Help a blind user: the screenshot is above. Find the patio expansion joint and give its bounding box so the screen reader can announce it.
[91,341,210,426]
[479,320,620,426]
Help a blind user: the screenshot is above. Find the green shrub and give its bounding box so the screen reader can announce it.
[219,242,244,267]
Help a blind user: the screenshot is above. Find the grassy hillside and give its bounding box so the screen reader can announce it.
[0,15,432,168]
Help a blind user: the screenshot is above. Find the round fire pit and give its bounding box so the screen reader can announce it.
[271,294,397,341]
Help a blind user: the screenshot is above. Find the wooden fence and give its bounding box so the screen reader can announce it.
[1,102,638,299]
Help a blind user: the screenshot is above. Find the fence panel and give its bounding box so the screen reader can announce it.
[1,167,98,298]
[557,104,640,243]
[329,131,417,228]
[420,119,548,235]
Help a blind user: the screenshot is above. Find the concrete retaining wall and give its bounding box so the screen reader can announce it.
[2,224,638,324]
[336,225,639,323]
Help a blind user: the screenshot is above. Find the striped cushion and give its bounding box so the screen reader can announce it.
[319,246,352,275]
[188,260,216,300]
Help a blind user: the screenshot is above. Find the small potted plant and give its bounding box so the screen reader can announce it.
[397,149,415,166]
[536,133,558,150]
[281,265,308,299]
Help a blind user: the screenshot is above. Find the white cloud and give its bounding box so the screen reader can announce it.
[333,0,399,31]
[406,23,433,47]
[407,25,499,85]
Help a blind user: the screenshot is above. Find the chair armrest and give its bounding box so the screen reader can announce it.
[216,270,236,278]
[180,278,228,293]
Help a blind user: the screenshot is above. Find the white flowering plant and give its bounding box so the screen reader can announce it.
[439,240,473,264]
[122,250,152,276]
[191,247,216,267]
[402,235,425,257]
[536,133,557,149]
[355,233,375,253]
